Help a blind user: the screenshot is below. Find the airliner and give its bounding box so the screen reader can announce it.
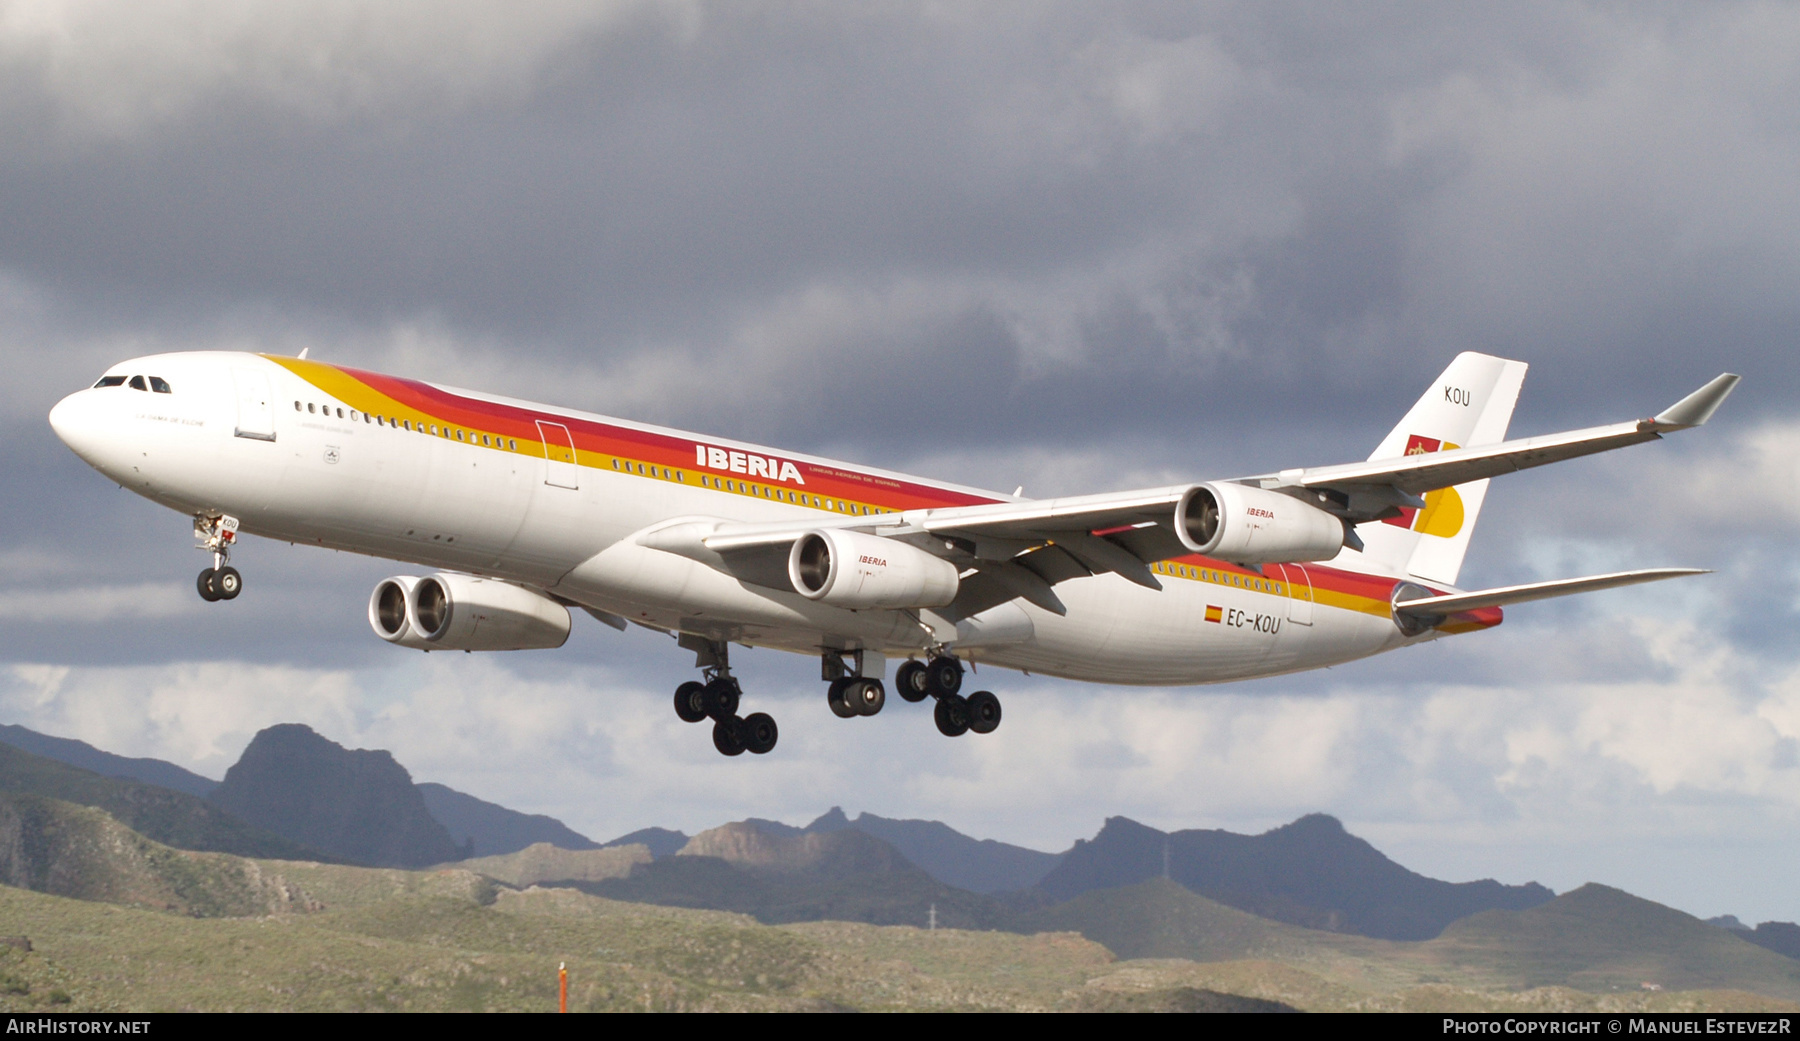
[47,352,1737,757]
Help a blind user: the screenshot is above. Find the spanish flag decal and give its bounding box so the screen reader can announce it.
[1205,605,1223,624]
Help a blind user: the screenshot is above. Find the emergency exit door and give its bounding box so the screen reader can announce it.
[536,420,579,489]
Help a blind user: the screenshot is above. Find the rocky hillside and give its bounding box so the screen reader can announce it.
[452,842,649,886]
[0,741,317,861]
[1038,813,1553,940]
[209,724,460,868]
[578,821,1004,928]
[0,792,319,916]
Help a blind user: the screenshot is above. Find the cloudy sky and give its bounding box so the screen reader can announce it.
[3,2,1799,922]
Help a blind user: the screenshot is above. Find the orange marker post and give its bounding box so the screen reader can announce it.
[559,961,567,1013]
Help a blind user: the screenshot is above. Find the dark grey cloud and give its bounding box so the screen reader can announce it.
[4,2,1792,458]
[3,0,1789,653]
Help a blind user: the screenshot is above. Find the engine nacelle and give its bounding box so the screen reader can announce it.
[369,576,431,648]
[1174,482,1346,564]
[370,573,571,651]
[788,529,960,610]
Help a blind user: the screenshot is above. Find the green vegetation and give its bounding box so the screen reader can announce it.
[0,794,319,916]
[1017,878,1800,1009]
[448,842,649,886]
[1,773,1796,1012]
[5,873,1796,1013]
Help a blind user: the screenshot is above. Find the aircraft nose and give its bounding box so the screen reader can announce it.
[48,389,111,467]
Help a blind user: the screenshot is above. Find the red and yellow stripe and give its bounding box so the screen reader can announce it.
[269,355,1502,635]
[267,355,994,517]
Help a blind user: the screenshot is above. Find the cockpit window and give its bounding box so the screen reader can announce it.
[93,376,127,388]
[128,376,147,391]
[148,376,172,393]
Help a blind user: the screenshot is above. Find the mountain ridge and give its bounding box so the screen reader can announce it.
[1037,812,1554,940]
[209,724,460,869]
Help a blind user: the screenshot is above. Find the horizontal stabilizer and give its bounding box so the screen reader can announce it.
[1394,568,1709,617]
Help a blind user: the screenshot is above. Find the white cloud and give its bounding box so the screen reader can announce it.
[6,589,1800,924]
[3,660,362,772]
[0,581,196,621]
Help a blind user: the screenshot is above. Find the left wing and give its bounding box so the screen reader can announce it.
[1255,372,1740,514]
[638,372,1737,621]
[637,485,1202,619]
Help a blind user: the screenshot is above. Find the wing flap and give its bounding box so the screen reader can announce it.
[918,485,1193,537]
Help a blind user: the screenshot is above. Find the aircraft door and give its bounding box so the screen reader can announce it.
[1277,563,1315,625]
[535,420,579,489]
[231,368,277,441]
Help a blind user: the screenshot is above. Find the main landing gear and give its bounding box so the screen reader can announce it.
[823,649,887,719]
[892,654,1002,738]
[194,513,243,603]
[672,638,777,757]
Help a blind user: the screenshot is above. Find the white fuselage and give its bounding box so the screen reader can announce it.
[49,351,1455,686]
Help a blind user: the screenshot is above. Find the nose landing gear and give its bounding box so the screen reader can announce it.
[671,637,777,756]
[194,513,243,602]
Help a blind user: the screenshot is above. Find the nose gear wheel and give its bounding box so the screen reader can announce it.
[193,514,244,603]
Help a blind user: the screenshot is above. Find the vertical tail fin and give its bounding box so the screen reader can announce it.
[1348,352,1528,585]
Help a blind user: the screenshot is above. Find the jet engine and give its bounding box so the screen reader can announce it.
[1174,482,1346,564]
[369,575,430,648]
[368,573,571,651]
[788,529,960,610]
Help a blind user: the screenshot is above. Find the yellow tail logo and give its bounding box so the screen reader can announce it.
[1384,435,1464,538]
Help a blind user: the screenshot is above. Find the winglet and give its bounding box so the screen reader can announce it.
[1650,373,1740,430]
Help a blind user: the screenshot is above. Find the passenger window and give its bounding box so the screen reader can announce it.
[456,430,464,441]
[128,375,147,391]
[336,407,344,419]
[403,420,411,430]
[507,439,516,450]
[294,401,302,410]
[94,376,128,388]
[308,403,316,413]
[149,376,172,393]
